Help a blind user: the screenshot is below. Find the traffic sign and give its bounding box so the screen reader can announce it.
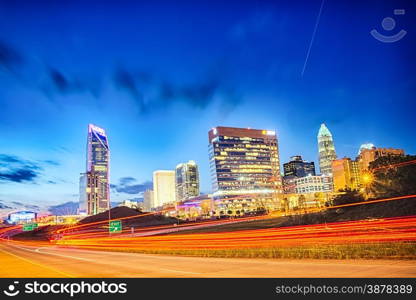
[23,223,38,231]
[109,220,122,233]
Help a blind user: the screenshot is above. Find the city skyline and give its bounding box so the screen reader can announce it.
[0,0,415,209]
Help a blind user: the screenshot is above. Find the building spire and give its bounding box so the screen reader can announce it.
[317,123,336,175]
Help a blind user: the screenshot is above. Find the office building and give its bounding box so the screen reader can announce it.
[294,175,332,194]
[79,124,110,215]
[175,160,200,203]
[153,170,176,208]
[282,175,297,194]
[283,155,316,177]
[78,173,87,214]
[208,126,282,214]
[317,123,337,176]
[143,189,154,211]
[358,146,405,170]
[332,157,362,191]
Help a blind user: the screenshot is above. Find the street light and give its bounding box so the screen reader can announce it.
[361,172,374,199]
[362,172,374,185]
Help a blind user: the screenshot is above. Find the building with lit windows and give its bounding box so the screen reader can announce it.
[175,160,200,203]
[357,146,404,170]
[153,170,176,208]
[294,175,332,194]
[79,124,110,215]
[317,123,337,176]
[208,126,282,215]
[332,157,362,191]
[282,175,297,194]
[78,173,87,214]
[283,155,315,177]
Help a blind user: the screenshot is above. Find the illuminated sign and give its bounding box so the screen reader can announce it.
[8,211,37,224]
[88,124,106,136]
[23,223,38,231]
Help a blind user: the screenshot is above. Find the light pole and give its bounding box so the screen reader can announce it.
[361,172,374,199]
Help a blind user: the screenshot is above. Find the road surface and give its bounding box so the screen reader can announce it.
[0,242,415,278]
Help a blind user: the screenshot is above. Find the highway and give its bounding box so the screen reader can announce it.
[0,242,415,278]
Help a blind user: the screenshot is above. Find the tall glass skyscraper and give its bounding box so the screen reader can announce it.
[82,124,110,215]
[317,123,337,176]
[175,160,200,203]
[208,126,282,215]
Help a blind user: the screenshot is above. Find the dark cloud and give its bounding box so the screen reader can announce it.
[113,68,146,111]
[0,154,54,184]
[128,197,144,202]
[0,169,38,183]
[44,67,101,98]
[0,154,21,164]
[0,40,24,72]
[11,201,39,210]
[119,176,136,185]
[42,160,60,166]
[160,78,220,109]
[0,200,12,209]
[112,65,242,115]
[111,177,152,195]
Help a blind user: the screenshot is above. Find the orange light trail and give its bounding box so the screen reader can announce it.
[54,215,416,251]
[56,194,416,241]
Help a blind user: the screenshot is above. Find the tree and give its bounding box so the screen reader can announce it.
[280,197,289,212]
[369,155,416,198]
[298,195,306,210]
[332,188,365,206]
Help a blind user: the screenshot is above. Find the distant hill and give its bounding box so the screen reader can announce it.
[0,201,11,209]
[48,201,79,216]
[79,206,178,227]
[0,200,42,219]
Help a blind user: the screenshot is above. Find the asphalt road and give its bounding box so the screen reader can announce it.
[0,242,415,278]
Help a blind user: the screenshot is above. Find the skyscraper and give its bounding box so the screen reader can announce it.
[80,124,110,215]
[283,155,316,178]
[208,126,282,215]
[153,170,176,208]
[175,161,200,203]
[317,123,337,176]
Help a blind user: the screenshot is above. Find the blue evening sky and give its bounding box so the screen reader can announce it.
[0,0,415,207]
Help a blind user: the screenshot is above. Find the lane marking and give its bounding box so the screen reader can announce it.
[10,244,96,262]
[0,245,74,277]
[10,244,204,275]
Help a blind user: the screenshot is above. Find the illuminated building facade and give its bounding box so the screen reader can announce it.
[294,175,332,194]
[208,126,282,215]
[81,124,110,215]
[282,176,297,194]
[358,146,405,170]
[317,123,337,176]
[175,160,200,203]
[153,170,176,208]
[283,155,315,177]
[78,173,87,214]
[143,189,154,211]
[175,194,213,220]
[332,157,361,191]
